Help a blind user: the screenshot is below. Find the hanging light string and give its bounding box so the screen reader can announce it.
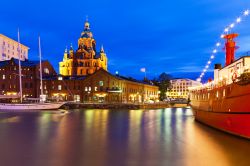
[197,9,250,82]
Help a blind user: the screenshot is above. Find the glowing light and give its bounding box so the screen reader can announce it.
[244,10,249,16]
[197,9,250,82]
[236,17,241,23]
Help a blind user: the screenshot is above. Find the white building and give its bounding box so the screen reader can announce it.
[214,56,250,85]
[0,34,29,61]
[167,79,202,99]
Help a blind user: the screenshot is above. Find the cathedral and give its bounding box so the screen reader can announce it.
[59,19,108,76]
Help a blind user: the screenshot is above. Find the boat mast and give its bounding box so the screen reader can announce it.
[17,29,23,103]
[38,36,43,96]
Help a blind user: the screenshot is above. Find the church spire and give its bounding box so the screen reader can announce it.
[64,46,68,53]
[100,45,105,53]
[84,15,90,31]
[70,43,73,50]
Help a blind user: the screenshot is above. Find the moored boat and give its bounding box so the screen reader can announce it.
[0,32,65,111]
[0,102,65,110]
[190,33,250,139]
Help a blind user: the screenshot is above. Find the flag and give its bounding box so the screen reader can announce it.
[140,68,146,72]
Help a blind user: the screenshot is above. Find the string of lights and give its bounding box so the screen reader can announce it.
[197,9,250,82]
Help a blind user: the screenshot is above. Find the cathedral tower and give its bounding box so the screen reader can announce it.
[59,18,108,76]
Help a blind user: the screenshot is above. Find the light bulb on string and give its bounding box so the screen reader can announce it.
[197,9,250,82]
[236,17,241,23]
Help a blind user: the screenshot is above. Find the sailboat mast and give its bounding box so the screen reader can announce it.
[39,36,43,96]
[17,29,23,103]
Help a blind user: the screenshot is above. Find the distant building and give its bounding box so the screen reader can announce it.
[0,59,158,103]
[167,79,202,99]
[43,69,159,103]
[0,34,29,61]
[59,19,108,76]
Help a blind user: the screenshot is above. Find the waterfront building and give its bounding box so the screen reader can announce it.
[0,58,56,98]
[0,34,29,61]
[167,79,201,99]
[43,69,159,103]
[59,19,108,76]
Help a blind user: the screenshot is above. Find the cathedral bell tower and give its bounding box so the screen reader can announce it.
[59,18,108,76]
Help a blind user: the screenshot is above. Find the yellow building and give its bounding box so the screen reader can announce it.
[59,19,108,76]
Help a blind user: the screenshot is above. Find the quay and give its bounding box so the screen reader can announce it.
[63,102,188,109]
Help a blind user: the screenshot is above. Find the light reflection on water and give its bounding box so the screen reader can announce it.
[0,108,249,166]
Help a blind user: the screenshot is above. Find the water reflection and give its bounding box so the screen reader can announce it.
[0,108,249,166]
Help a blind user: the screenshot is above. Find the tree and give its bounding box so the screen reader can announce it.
[153,72,172,101]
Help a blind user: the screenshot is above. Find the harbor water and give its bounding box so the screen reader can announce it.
[0,107,249,166]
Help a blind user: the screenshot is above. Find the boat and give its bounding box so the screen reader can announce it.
[189,33,250,139]
[0,32,65,111]
[0,102,65,110]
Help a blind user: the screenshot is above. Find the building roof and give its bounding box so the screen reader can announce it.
[0,58,47,67]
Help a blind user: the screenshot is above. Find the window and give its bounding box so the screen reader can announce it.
[2,75,5,80]
[44,68,49,74]
[85,87,88,91]
[58,76,63,80]
[99,81,104,86]
[58,85,62,90]
[95,87,97,91]
[88,87,91,91]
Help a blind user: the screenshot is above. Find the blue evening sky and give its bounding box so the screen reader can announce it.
[1,0,250,80]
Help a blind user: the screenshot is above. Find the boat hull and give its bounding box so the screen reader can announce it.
[190,83,250,139]
[192,109,250,139]
[0,102,65,111]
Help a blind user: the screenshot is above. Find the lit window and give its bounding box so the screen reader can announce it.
[99,81,104,86]
[44,68,49,74]
[95,87,97,91]
[89,87,91,91]
[58,76,63,80]
[2,75,5,80]
[85,87,88,91]
[58,85,62,90]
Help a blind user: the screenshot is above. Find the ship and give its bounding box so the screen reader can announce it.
[190,33,250,139]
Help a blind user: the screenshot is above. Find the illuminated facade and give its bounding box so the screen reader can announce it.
[0,34,29,61]
[43,69,159,103]
[59,19,108,76]
[167,79,201,99]
[0,58,56,98]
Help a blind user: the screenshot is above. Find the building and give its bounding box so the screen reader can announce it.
[167,79,201,99]
[0,34,29,61]
[59,19,108,76]
[43,69,159,103]
[0,58,56,98]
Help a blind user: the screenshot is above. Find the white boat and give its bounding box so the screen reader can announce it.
[0,33,65,110]
[0,102,65,110]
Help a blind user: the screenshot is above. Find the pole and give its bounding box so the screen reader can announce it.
[17,29,23,103]
[39,36,43,96]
